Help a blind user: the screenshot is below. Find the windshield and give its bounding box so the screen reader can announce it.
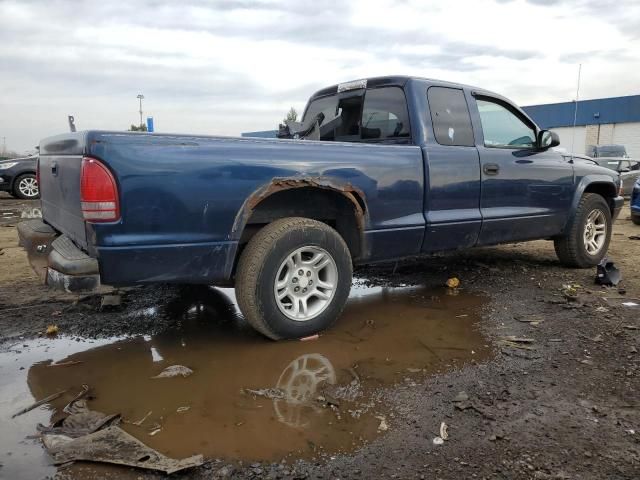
[595,145,627,158]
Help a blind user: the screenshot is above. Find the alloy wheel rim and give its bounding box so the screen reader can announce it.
[583,209,606,255]
[273,246,338,322]
[18,177,39,198]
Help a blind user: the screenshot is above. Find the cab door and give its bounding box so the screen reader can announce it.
[469,94,574,246]
[420,86,482,252]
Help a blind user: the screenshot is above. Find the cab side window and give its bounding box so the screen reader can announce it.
[476,98,536,148]
[427,87,475,147]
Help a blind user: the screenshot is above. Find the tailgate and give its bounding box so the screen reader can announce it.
[39,133,88,249]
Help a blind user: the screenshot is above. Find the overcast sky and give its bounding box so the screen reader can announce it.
[1,0,639,153]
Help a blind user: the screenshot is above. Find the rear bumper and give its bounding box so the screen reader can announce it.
[17,219,100,293]
[18,219,237,290]
[612,195,624,221]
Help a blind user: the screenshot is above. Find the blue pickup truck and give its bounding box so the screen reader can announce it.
[19,76,623,339]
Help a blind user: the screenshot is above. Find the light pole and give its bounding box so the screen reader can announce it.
[137,94,144,128]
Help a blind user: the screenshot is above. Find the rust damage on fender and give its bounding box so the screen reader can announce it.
[231,176,368,239]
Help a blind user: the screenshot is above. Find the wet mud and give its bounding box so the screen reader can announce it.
[0,283,488,478]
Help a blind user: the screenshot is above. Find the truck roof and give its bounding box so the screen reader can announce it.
[308,75,491,102]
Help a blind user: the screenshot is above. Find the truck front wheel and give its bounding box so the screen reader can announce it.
[235,217,353,340]
[554,193,612,268]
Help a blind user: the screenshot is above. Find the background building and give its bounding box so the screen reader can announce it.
[242,95,640,158]
[523,95,640,157]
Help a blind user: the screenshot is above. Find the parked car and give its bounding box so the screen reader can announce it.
[19,76,624,340]
[0,155,40,199]
[586,144,629,158]
[591,158,640,196]
[632,179,640,225]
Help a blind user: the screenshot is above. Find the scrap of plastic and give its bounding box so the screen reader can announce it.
[446,277,460,289]
[595,257,621,287]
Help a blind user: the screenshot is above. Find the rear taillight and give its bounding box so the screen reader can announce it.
[80,157,120,222]
[36,158,40,189]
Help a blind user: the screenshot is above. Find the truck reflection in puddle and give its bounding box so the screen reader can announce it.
[20,282,489,469]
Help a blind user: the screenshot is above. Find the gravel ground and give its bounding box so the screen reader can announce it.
[1,192,639,479]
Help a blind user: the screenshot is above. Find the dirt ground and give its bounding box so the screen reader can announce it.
[1,191,639,479]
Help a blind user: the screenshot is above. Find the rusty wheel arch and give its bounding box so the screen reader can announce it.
[230,177,369,256]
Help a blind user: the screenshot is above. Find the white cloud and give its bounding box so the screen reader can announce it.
[0,0,638,153]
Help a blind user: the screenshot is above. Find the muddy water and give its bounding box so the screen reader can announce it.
[0,283,489,478]
[0,202,42,226]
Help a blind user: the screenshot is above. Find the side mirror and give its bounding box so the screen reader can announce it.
[620,168,631,173]
[538,130,560,149]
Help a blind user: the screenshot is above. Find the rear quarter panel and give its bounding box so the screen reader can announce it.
[85,132,425,284]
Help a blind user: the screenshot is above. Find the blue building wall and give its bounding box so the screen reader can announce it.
[522,95,640,129]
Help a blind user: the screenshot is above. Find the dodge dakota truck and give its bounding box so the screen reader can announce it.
[19,76,624,339]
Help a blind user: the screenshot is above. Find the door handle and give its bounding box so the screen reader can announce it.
[483,163,500,175]
[51,162,58,176]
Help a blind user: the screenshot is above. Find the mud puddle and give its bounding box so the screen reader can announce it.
[0,203,41,226]
[0,283,489,478]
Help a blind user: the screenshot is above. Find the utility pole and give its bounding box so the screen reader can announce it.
[137,94,145,128]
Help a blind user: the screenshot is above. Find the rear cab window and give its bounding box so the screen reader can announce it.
[302,86,411,144]
[427,87,475,147]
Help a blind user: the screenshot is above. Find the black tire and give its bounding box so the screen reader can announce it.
[554,193,612,268]
[632,214,640,226]
[13,173,39,199]
[235,217,352,340]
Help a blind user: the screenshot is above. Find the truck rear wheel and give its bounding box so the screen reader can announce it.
[235,217,353,340]
[554,193,612,268]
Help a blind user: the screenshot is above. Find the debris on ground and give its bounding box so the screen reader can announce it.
[100,294,122,310]
[499,336,535,344]
[130,410,152,426]
[300,334,319,341]
[595,258,621,286]
[45,324,59,336]
[445,277,460,289]
[151,365,193,379]
[375,415,388,432]
[12,390,68,418]
[243,388,286,400]
[452,391,469,403]
[48,360,83,367]
[515,314,544,324]
[562,284,580,301]
[432,436,444,445]
[32,385,203,474]
[498,337,536,350]
[439,422,448,440]
[44,426,203,474]
[37,400,120,438]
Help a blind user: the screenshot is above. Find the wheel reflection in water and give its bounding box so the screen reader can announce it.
[273,353,336,428]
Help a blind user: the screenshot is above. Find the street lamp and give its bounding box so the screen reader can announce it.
[137,94,145,128]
